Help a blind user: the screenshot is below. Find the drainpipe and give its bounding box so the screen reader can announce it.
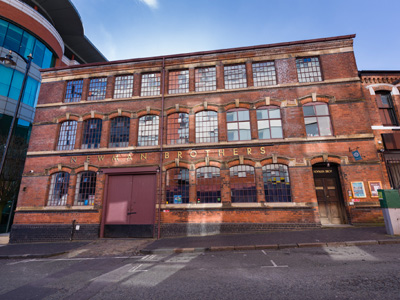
[157,57,166,239]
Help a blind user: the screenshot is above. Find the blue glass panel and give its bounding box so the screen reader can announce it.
[8,70,23,100]
[42,48,53,68]
[0,19,8,46]
[32,40,45,67]
[20,31,35,59]
[4,23,23,53]
[22,77,39,106]
[0,65,13,97]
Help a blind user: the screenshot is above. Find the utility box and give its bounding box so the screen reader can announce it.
[378,189,400,235]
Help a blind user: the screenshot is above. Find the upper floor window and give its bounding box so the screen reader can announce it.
[141,73,160,96]
[257,106,283,139]
[227,109,251,141]
[229,165,257,203]
[109,117,130,147]
[262,164,292,202]
[168,70,189,94]
[165,168,189,204]
[75,171,96,206]
[47,172,70,206]
[88,78,107,101]
[296,57,322,83]
[138,115,159,146]
[303,103,332,137]
[195,67,216,92]
[167,113,189,145]
[196,111,218,143]
[252,61,277,86]
[196,167,221,203]
[114,75,133,99]
[224,64,247,89]
[82,119,102,149]
[57,121,77,150]
[64,80,83,103]
[376,91,398,126]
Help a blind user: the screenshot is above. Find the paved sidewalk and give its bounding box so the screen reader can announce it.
[0,226,399,259]
[141,226,400,254]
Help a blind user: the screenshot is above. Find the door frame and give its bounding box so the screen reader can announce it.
[100,166,158,238]
[312,163,347,225]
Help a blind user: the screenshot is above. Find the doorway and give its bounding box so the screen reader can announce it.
[312,163,346,225]
[102,167,157,238]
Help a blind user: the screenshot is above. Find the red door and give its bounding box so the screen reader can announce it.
[104,173,156,237]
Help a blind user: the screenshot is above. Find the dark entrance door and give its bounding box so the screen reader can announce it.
[104,171,156,238]
[312,164,346,225]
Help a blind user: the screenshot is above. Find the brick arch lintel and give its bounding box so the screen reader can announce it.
[260,156,291,166]
[298,94,334,106]
[55,114,80,123]
[224,101,252,112]
[108,110,132,119]
[137,109,161,118]
[74,165,100,174]
[81,112,106,121]
[192,103,219,114]
[226,158,257,168]
[254,98,284,109]
[308,154,349,166]
[165,106,190,116]
[46,165,74,176]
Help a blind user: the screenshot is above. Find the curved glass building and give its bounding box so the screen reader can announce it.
[0,0,107,232]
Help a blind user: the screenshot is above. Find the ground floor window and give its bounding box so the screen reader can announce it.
[165,168,189,204]
[262,164,292,202]
[230,165,257,203]
[47,172,69,206]
[75,171,96,206]
[196,167,221,203]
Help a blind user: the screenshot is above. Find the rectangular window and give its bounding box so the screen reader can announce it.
[169,70,189,94]
[88,78,107,100]
[252,61,277,86]
[114,75,133,98]
[65,80,83,103]
[296,57,322,83]
[224,64,247,89]
[57,121,77,150]
[141,73,160,96]
[376,92,398,126]
[138,115,159,146]
[195,67,216,91]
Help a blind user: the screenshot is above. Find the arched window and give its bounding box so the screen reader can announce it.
[257,106,283,139]
[262,164,292,202]
[57,121,77,150]
[376,91,398,126]
[165,168,189,204]
[109,116,130,147]
[303,103,332,137]
[47,172,70,206]
[138,115,159,146]
[75,171,96,206]
[196,167,221,203]
[195,111,218,143]
[226,109,251,141]
[167,113,189,144]
[82,119,102,149]
[229,165,257,203]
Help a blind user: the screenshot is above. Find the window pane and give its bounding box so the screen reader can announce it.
[42,48,54,68]
[8,70,23,100]
[252,61,277,86]
[82,119,102,149]
[20,32,35,59]
[258,120,269,130]
[196,167,221,203]
[227,123,238,130]
[167,113,189,144]
[141,73,160,96]
[228,130,238,141]
[271,126,283,138]
[75,172,96,206]
[318,117,332,136]
[169,70,189,94]
[224,64,247,89]
[238,110,250,121]
[303,105,315,116]
[230,165,257,203]
[239,129,251,140]
[258,128,270,139]
[315,104,329,116]
[32,40,45,67]
[165,168,190,204]
[296,57,322,83]
[196,111,218,143]
[88,78,107,100]
[65,80,83,103]
[269,108,281,119]
[114,75,133,98]
[48,172,70,206]
[57,121,77,150]
[0,19,7,46]
[22,77,39,106]
[263,164,292,202]
[195,67,216,91]
[257,109,268,120]
[4,24,23,53]
[109,117,130,147]
[226,111,237,122]
[305,117,319,136]
[138,115,159,146]
[0,65,13,97]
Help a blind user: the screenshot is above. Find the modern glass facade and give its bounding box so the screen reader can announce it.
[0,19,56,69]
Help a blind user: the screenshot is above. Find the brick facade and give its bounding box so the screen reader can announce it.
[11,35,389,242]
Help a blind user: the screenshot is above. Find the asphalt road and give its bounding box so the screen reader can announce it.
[0,244,399,300]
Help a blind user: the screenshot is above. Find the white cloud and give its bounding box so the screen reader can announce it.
[138,0,158,9]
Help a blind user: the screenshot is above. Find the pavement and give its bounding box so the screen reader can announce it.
[0,225,399,259]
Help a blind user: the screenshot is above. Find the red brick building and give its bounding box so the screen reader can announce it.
[10,34,389,242]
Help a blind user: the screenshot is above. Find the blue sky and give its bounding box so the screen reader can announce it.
[72,0,399,70]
